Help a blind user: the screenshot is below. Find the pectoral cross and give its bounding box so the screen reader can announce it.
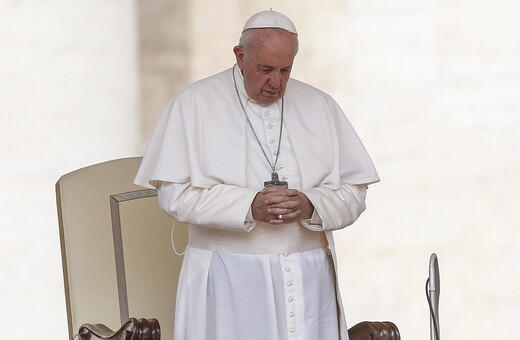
[264,172,288,187]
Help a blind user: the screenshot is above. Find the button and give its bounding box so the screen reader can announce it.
[288,297,294,302]
[283,253,289,257]
[289,312,295,317]
[285,266,291,272]
[269,138,276,144]
[277,166,284,171]
[290,328,296,333]
[287,281,293,287]
[264,111,270,117]
[267,123,274,129]
[273,150,280,156]
[281,176,288,181]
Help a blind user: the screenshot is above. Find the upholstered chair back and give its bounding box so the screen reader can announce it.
[56,157,188,340]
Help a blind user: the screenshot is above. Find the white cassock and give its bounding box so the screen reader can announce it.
[134,66,379,340]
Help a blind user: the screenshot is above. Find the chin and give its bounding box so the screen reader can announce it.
[259,94,282,105]
[258,98,278,106]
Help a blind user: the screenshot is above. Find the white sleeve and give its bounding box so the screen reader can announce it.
[156,181,258,232]
[301,184,367,231]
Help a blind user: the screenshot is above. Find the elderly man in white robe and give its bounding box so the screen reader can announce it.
[135,10,379,340]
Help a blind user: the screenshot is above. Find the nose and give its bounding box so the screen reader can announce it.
[268,72,282,88]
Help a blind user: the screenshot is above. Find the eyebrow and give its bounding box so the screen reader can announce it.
[257,64,293,71]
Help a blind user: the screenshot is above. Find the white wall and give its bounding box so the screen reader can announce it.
[1,0,519,339]
[0,1,139,338]
[336,2,520,339]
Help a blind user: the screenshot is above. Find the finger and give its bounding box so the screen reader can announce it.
[262,191,290,201]
[265,198,296,207]
[270,216,298,224]
[270,219,288,224]
[264,194,302,205]
[267,203,300,214]
[281,209,302,221]
[269,213,283,224]
[262,186,299,196]
[266,199,301,210]
[261,185,284,194]
[269,209,301,224]
[267,208,295,217]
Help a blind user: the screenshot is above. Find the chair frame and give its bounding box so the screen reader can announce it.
[110,188,159,324]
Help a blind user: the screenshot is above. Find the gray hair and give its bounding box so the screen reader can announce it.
[238,28,299,52]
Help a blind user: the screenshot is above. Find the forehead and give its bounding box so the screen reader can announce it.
[246,29,298,65]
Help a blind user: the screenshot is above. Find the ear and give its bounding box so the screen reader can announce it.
[233,45,245,69]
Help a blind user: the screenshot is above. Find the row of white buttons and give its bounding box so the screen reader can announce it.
[261,106,294,187]
[282,254,297,337]
[262,109,281,165]
[272,152,290,181]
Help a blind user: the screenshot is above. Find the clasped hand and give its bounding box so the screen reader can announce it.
[251,185,314,224]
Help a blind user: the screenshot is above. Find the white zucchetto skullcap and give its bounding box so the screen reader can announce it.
[242,10,298,36]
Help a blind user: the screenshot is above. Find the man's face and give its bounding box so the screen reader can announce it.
[234,29,298,106]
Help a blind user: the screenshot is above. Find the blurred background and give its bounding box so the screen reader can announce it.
[1,0,519,338]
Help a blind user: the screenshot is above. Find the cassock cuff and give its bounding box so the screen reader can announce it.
[299,209,324,231]
[244,208,256,232]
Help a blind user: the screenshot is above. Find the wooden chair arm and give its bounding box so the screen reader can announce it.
[348,321,400,340]
[78,318,160,340]
[78,318,399,340]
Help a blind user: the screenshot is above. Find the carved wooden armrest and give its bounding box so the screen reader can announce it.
[78,318,160,340]
[348,321,400,340]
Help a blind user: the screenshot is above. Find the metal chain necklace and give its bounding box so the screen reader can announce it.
[232,64,288,187]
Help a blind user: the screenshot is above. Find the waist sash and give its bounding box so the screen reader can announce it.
[188,221,327,254]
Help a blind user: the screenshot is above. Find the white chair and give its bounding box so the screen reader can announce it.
[56,157,399,340]
[56,157,187,340]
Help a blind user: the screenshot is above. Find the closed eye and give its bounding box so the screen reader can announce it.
[258,66,273,74]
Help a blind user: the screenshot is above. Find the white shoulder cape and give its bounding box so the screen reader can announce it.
[135,68,379,190]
